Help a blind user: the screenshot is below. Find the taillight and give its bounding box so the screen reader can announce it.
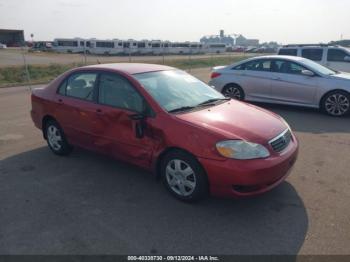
[211,72,221,79]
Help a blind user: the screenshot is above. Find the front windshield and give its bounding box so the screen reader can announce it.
[301,58,337,75]
[134,70,225,112]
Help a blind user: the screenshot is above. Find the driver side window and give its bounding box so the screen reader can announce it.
[98,73,145,113]
[235,60,271,72]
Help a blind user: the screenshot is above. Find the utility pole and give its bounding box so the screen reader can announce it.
[21,45,31,91]
[83,40,87,65]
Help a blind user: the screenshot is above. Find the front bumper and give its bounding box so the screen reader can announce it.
[198,136,299,198]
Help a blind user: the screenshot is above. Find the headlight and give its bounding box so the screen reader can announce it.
[216,140,270,160]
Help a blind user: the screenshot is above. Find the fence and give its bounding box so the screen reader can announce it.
[0,48,255,88]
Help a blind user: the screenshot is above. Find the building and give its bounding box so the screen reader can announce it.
[200,30,259,47]
[235,35,259,47]
[200,30,235,46]
[0,29,25,47]
[329,40,350,47]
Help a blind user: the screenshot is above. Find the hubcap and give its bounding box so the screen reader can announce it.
[223,87,242,100]
[47,125,62,151]
[165,159,196,197]
[325,94,349,116]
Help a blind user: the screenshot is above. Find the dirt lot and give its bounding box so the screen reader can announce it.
[0,49,250,67]
[0,68,349,255]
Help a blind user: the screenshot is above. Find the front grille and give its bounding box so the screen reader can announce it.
[269,129,292,153]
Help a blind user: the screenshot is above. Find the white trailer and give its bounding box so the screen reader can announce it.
[169,42,191,54]
[189,42,204,54]
[123,40,138,54]
[151,40,164,55]
[137,40,153,55]
[52,38,87,53]
[89,39,123,55]
[205,43,227,53]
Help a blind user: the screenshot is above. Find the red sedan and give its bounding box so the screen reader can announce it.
[31,63,298,201]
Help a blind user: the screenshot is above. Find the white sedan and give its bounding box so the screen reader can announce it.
[209,55,350,116]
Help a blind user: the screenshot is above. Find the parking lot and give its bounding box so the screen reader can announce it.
[0,68,349,255]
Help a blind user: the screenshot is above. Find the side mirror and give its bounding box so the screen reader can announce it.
[301,70,315,77]
[344,56,350,62]
[128,113,146,121]
[128,113,146,139]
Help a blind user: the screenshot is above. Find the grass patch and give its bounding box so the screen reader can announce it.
[0,63,84,87]
[166,55,247,69]
[0,55,249,87]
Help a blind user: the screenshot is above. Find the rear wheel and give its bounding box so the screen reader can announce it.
[222,84,245,100]
[44,120,73,155]
[161,150,208,202]
[321,90,350,117]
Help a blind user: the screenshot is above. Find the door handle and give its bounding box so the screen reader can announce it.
[57,98,63,104]
[272,77,280,80]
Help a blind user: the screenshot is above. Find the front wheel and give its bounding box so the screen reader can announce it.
[161,150,209,202]
[45,120,73,155]
[321,91,350,117]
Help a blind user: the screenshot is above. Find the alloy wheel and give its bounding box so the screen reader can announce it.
[223,86,242,100]
[165,159,197,197]
[325,93,350,116]
[47,125,63,151]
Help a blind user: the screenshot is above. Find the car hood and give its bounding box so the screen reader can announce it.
[176,100,288,144]
[329,72,350,81]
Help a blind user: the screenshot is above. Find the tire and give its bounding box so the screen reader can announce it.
[44,120,73,155]
[321,90,350,117]
[222,84,245,100]
[161,150,209,202]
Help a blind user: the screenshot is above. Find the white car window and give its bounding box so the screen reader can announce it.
[236,60,271,72]
[327,49,349,62]
[301,49,323,61]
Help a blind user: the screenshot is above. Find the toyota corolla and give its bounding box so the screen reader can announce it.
[31,63,298,201]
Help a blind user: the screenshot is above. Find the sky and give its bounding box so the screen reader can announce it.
[0,0,349,44]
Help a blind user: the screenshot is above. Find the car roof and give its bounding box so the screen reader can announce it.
[82,63,175,75]
[246,55,306,61]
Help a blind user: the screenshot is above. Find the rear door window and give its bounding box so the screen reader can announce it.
[301,48,323,61]
[278,48,298,56]
[327,49,349,62]
[242,60,271,72]
[64,73,97,101]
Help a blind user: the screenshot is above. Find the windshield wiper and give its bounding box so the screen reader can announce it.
[197,97,231,106]
[168,98,231,113]
[168,106,196,113]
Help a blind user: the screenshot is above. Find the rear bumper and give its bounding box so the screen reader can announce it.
[198,136,299,198]
[30,109,42,130]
